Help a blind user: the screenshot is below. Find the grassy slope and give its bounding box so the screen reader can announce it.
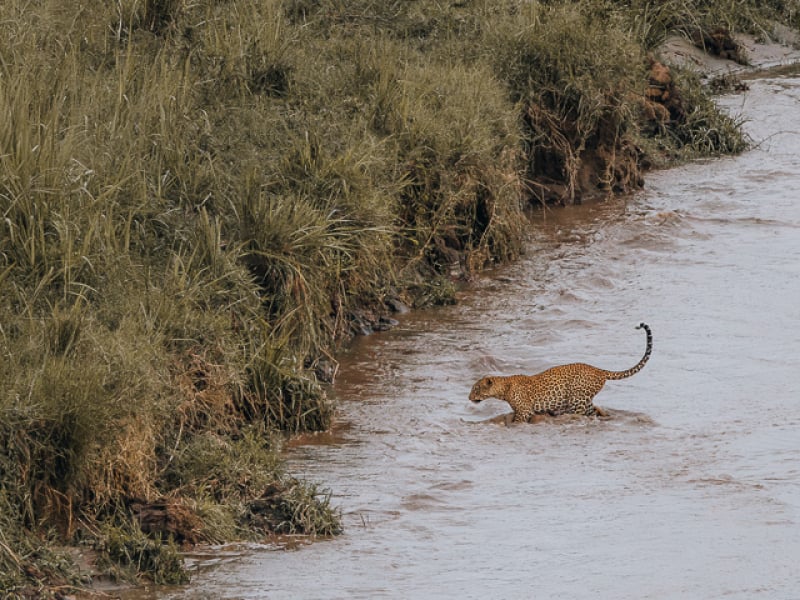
[0,0,794,594]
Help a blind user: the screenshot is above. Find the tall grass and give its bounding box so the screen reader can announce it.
[0,0,784,591]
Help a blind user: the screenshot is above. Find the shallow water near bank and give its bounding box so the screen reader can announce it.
[142,75,800,599]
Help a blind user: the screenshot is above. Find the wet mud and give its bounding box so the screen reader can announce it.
[139,73,800,600]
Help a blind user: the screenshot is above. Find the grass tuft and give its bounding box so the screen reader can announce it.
[95,519,188,584]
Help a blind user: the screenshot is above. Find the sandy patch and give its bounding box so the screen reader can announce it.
[657,28,800,77]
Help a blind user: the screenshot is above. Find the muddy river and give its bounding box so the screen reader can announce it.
[149,74,800,598]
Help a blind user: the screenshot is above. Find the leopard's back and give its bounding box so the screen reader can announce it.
[509,363,608,419]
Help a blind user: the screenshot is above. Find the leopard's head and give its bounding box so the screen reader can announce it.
[469,376,501,403]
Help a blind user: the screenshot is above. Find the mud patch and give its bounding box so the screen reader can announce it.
[657,32,800,77]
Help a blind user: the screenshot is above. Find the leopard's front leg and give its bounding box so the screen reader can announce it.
[512,403,534,423]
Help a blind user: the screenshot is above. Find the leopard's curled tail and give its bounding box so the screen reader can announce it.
[602,322,652,381]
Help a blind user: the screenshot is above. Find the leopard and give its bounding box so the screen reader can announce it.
[469,323,652,423]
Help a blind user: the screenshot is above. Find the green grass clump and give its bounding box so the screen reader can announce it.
[0,0,787,591]
[94,520,188,585]
[0,490,83,596]
[658,67,749,157]
[241,478,342,536]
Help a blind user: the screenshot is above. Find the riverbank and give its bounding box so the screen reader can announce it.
[180,69,800,598]
[1,1,797,596]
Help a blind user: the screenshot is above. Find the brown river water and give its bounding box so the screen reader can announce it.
[140,73,800,599]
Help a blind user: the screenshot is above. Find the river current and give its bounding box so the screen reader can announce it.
[149,73,800,599]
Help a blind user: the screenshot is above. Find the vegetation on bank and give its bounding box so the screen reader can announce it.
[1,0,795,594]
